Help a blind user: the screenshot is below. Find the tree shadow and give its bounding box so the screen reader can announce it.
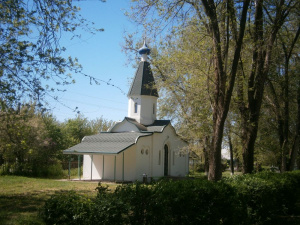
[0,193,48,225]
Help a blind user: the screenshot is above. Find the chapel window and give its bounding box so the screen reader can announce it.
[173,151,175,165]
[134,102,138,113]
[158,150,161,165]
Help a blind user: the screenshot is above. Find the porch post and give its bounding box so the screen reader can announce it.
[102,155,104,180]
[68,157,71,180]
[114,155,116,182]
[122,152,124,182]
[91,155,93,180]
[78,155,81,180]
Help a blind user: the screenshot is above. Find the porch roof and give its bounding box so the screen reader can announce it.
[63,132,152,155]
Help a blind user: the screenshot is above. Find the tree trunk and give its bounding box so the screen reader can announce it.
[288,72,300,170]
[289,135,299,171]
[204,136,210,176]
[228,133,234,175]
[201,0,250,181]
[209,117,224,181]
[240,0,288,174]
[242,120,258,174]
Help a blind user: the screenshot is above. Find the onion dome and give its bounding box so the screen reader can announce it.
[138,40,151,55]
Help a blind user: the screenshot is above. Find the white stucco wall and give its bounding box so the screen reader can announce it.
[82,145,137,182]
[82,124,188,182]
[83,155,91,180]
[135,135,152,181]
[151,125,189,178]
[128,95,158,125]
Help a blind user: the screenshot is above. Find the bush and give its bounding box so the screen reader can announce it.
[40,191,93,225]
[91,182,128,225]
[224,171,300,225]
[41,172,300,225]
[113,182,163,225]
[94,179,239,225]
[224,175,278,224]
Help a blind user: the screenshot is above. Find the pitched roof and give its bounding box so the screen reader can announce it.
[146,120,170,132]
[63,132,152,155]
[128,61,159,97]
[124,117,148,131]
[109,117,170,133]
[63,119,172,155]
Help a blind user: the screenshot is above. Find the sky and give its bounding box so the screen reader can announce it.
[47,0,139,122]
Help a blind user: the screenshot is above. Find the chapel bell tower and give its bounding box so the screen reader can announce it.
[127,40,159,125]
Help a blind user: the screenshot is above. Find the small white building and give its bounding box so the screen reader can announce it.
[63,41,189,182]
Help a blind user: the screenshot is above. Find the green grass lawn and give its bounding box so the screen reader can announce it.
[0,176,116,225]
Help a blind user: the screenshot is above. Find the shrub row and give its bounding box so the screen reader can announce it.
[223,171,300,224]
[40,171,300,225]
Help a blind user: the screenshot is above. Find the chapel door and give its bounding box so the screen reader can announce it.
[164,145,169,176]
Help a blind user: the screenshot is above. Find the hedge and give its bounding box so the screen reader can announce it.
[40,171,300,225]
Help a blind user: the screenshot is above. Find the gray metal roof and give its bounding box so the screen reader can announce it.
[128,61,159,97]
[63,132,152,155]
[124,117,148,131]
[63,119,171,155]
[146,120,170,132]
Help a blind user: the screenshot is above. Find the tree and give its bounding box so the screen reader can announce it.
[61,114,94,148]
[0,0,103,109]
[126,0,250,180]
[262,21,300,171]
[0,103,64,176]
[0,101,114,176]
[237,0,298,173]
[127,0,300,178]
[90,116,114,133]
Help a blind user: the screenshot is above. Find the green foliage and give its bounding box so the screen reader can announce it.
[0,103,64,176]
[0,0,103,107]
[148,179,238,225]
[41,172,300,225]
[40,191,94,225]
[125,0,300,177]
[224,171,300,225]
[35,163,64,178]
[92,184,128,225]
[61,114,94,148]
[0,103,113,178]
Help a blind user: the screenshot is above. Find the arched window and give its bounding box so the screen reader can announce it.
[158,150,161,165]
[134,102,138,113]
[164,145,169,176]
[173,151,175,165]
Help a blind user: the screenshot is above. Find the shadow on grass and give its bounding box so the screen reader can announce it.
[0,189,97,225]
[0,193,47,225]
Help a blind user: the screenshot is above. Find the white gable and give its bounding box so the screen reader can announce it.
[109,121,140,132]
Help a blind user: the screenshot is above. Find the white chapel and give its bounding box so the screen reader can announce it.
[63,41,189,182]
